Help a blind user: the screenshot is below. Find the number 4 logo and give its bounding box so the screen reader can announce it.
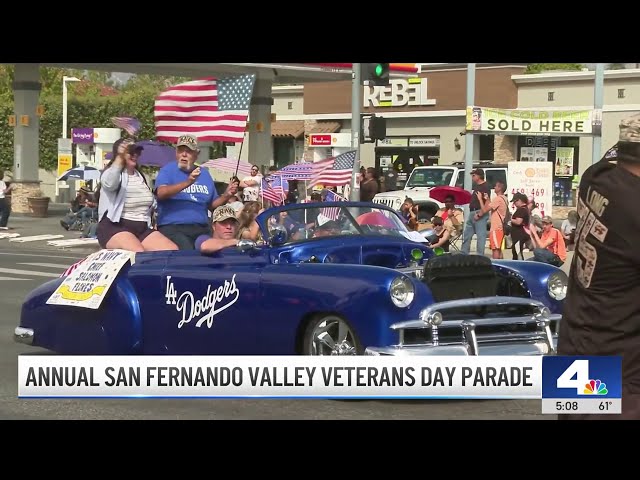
[556,360,590,395]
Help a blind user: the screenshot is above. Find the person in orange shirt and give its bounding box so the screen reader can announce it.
[528,215,566,267]
[478,180,508,259]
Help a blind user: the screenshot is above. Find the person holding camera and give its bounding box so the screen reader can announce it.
[477,179,508,259]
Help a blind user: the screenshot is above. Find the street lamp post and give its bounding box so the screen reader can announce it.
[59,76,80,201]
[62,76,80,139]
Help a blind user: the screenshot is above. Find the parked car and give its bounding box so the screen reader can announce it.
[374,161,508,220]
[14,201,564,357]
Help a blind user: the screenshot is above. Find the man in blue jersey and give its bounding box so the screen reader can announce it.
[154,134,237,250]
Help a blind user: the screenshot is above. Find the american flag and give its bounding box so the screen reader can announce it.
[261,176,289,205]
[111,116,141,136]
[199,158,253,177]
[154,75,256,144]
[310,150,357,187]
[273,163,313,181]
[321,190,347,221]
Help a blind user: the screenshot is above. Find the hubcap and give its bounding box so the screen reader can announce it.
[310,316,357,356]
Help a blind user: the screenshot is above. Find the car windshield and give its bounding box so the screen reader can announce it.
[405,168,455,188]
[262,204,420,245]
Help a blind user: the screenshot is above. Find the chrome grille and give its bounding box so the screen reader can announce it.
[373,198,396,209]
[368,297,559,356]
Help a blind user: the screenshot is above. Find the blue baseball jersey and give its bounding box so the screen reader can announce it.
[155,162,218,226]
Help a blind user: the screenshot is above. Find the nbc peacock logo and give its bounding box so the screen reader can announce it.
[584,379,608,395]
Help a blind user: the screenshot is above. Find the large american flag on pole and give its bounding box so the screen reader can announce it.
[154,75,256,144]
[310,150,357,187]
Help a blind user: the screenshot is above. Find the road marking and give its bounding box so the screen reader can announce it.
[18,262,71,269]
[0,276,29,281]
[0,252,84,259]
[9,235,65,243]
[0,267,60,278]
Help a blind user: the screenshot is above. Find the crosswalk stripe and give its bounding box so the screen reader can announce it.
[0,276,29,281]
[18,262,71,269]
[0,267,60,278]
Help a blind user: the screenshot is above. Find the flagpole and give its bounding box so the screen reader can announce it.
[348,63,362,201]
[234,132,247,178]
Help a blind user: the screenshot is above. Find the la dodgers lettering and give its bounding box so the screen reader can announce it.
[165,275,240,329]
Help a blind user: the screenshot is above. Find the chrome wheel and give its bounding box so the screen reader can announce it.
[307,315,359,356]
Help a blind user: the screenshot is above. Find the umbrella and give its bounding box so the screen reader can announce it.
[58,165,101,182]
[429,186,472,205]
[199,158,253,177]
[273,163,313,181]
[105,140,177,168]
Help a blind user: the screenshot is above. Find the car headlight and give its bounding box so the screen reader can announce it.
[390,275,415,308]
[548,270,568,301]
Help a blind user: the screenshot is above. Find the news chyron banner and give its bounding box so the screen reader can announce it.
[17,355,622,415]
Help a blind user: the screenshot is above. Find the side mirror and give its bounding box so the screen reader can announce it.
[269,224,288,246]
[237,239,257,252]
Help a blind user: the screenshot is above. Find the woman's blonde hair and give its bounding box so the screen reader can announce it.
[238,201,262,228]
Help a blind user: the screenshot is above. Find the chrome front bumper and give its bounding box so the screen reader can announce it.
[14,327,34,345]
[365,296,560,356]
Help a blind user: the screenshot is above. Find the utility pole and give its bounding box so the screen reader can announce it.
[349,63,361,200]
[463,64,476,192]
[592,63,604,164]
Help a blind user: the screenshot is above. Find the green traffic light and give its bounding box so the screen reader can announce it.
[375,64,383,76]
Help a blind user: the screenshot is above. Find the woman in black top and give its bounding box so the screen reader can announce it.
[509,192,530,260]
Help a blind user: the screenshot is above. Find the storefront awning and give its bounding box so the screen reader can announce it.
[308,121,341,134]
[271,120,305,139]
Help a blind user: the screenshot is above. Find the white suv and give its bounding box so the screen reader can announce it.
[373,161,507,220]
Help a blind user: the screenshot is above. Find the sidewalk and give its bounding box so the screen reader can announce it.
[1,204,100,255]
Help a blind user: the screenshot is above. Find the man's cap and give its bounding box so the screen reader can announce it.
[616,113,640,162]
[470,168,485,177]
[541,215,554,224]
[510,192,528,203]
[176,134,199,151]
[212,205,238,223]
[619,113,640,143]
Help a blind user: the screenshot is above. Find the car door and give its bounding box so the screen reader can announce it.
[145,249,267,354]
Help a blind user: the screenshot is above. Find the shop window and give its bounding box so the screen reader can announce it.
[618,88,626,99]
[287,101,293,110]
[479,134,495,160]
[548,92,555,101]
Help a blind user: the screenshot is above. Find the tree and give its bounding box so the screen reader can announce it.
[120,74,191,95]
[525,63,584,74]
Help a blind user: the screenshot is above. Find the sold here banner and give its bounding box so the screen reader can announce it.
[466,106,596,135]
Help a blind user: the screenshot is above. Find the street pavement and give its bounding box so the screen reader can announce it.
[0,208,560,419]
[2,205,100,256]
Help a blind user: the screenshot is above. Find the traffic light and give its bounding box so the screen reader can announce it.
[363,63,390,86]
[362,114,387,142]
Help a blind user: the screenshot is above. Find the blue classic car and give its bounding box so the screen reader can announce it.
[14,201,566,356]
